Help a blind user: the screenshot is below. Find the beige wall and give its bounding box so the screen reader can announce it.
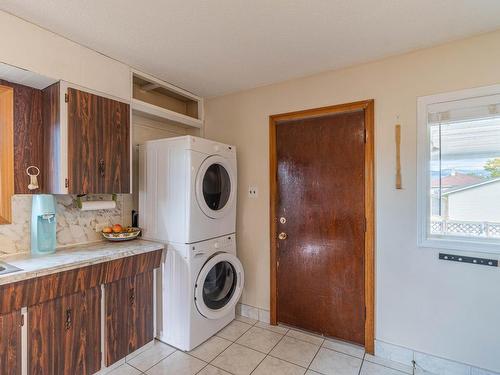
[205,30,500,371]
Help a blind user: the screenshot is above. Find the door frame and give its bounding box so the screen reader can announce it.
[269,99,375,353]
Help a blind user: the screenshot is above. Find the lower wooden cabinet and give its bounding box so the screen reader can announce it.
[105,270,154,366]
[0,310,22,375]
[28,288,101,375]
[0,250,162,375]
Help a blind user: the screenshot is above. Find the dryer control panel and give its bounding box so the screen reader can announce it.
[191,234,236,257]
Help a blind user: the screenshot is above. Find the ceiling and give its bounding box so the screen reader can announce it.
[1,1,500,97]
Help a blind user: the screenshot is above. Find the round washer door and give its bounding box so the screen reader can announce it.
[195,253,244,320]
[196,155,236,219]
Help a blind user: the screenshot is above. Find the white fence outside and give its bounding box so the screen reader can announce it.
[431,219,500,238]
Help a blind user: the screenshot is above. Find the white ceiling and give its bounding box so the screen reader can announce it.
[1,1,500,97]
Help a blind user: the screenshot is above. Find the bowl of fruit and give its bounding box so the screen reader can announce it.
[101,224,141,242]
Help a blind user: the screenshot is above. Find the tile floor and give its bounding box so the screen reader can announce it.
[108,316,416,375]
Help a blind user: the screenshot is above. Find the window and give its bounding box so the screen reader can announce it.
[417,85,500,253]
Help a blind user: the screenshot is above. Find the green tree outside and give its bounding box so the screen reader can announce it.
[484,157,500,178]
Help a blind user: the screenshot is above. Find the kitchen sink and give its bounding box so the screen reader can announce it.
[0,262,22,275]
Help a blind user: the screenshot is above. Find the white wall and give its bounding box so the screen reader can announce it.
[205,30,500,372]
[0,10,130,100]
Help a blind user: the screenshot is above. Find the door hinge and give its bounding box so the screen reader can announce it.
[65,93,69,103]
[20,314,24,327]
[364,128,367,143]
[364,218,367,232]
[65,178,69,188]
[364,307,367,321]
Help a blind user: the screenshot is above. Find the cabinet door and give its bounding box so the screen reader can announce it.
[67,87,100,194]
[105,271,154,366]
[67,87,130,194]
[98,94,130,194]
[29,288,101,375]
[0,310,21,375]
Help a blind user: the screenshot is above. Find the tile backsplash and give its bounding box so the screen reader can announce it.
[0,194,132,255]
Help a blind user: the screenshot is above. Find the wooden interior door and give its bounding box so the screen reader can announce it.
[0,310,21,375]
[105,271,154,366]
[28,288,101,375]
[67,87,130,194]
[274,109,367,345]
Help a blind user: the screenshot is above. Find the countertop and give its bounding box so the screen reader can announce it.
[0,239,165,286]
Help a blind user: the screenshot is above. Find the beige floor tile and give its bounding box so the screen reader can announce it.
[107,363,142,375]
[253,356,306,375]
[216,320,253,341]
[360,361,408,375]
[305,371,323,375]
[309,348,362,375]
[236,326,284,353]
[269,336,320,367]
[235,315,258,325]
[364,354,414,374]
[146,351,206,375]
[127,341,176,372]
[211,343,266,375]
[286,329,324,346]
[197,364,233,374]
[255,321,290,335]
[322,338,365,358]
[188,336,232,362]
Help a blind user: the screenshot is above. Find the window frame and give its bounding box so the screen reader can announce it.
[417,84,500,254]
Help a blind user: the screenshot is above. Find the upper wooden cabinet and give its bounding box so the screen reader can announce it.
[43,82,131,194]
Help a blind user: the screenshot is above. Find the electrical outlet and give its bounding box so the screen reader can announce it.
[248,186,258,198]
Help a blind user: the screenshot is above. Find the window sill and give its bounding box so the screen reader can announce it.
[419,236,500,255]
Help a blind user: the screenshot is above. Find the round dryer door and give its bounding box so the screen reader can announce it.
[195,253,244,319]
[196,155,236,219]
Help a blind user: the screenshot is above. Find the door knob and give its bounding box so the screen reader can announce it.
[278,232,287,240]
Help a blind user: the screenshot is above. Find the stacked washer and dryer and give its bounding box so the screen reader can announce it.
[139,136,244,351]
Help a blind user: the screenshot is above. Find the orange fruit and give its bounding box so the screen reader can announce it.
[112,224,123,233]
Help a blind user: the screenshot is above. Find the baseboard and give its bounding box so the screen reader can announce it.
[236,303,498,375]
[236,303,270,323]
[375,340,499,375]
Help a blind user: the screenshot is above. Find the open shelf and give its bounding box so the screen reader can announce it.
[131,71,203,129]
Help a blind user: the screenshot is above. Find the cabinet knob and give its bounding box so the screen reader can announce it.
[98,159,105,177]
[64,309,72,330]
[129,288,135,305]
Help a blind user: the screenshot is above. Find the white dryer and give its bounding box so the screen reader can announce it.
[139,136,237,244]
[159,234,244,351]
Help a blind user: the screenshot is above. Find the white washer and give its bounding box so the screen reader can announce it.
[139,135,237,244]
[159,234,244,351]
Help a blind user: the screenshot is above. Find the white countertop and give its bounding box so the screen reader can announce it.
[0,239,165,286]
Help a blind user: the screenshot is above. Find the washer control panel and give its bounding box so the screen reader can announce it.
[191,234,236,256]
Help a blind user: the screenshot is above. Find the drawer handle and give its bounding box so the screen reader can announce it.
[98,159,105,177]
[65,309,72,330]
[129,288,135,305]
